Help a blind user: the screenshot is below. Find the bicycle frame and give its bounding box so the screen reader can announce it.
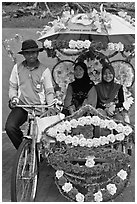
[16,100,59,169]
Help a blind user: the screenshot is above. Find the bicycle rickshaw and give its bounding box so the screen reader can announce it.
[11,6,135,202]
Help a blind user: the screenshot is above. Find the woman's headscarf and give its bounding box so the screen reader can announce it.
[96,62,121,104]
[71,61,93,93]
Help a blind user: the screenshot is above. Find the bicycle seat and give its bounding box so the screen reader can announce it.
[36,113,65,142]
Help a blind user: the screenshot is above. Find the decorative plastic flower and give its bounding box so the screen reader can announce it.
[123,125,133,136]
[69,40,77,49]
[76,40,84,49]
[91,116,100,126]
[92,138,101,147]
[85,156,95,168]
[76,192,85,202]
[62,182,73,193]
[99,119,107,128]
[115,133,125,141]
[87,139,94,147]
[115,123,124,133]
[94,190,103,202]
[100,136,109,145]
[56,123,66,133]
[44,39,52,49]
[70,119,79,128]
[65,135,73,144]
[107,134,115,143]
[83,40,91,49]
[117,169,128,180]
[108,43,115,51]
[106,183,117,195]
[123,96,134,110]
[85,116,93,125]
[56,170,64,179]
[79,138,87,147]
[78,117,87,126]
[106,120,117,130]
[56,133,66,142]
[64,121,72,132]
[72,136,79,146]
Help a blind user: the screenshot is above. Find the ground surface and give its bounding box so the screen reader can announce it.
[2,2,135,202]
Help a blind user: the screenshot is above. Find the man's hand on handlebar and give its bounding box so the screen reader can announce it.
[9,97,19,109]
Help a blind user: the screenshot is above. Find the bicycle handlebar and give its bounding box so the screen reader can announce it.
[15,99,60,109]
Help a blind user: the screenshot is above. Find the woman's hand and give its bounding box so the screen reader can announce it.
[105,103,116,116]
[68,105,76,115]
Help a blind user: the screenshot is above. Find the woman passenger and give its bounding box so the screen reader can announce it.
[62,62,97,115]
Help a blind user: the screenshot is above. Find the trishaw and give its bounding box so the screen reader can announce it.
[11,5,135,202]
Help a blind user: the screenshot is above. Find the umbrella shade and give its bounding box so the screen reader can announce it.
[38,13,135,45]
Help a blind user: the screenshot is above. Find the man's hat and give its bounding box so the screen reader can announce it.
[18,39,44,54]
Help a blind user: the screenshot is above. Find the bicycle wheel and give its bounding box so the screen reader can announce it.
[11,139,39,202]
[111,60,135,87]
[52,60,75,87]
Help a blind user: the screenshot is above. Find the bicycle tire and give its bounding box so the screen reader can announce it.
[11,139,39,202]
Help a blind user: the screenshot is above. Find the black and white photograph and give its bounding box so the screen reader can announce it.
[2,1,135,202]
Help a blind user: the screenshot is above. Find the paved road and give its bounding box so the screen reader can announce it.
[2,132,135,202]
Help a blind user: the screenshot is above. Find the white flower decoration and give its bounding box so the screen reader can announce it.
[94,190,103,202]
[115,133,125,141]
[123,125,132,136]
[76,192,85,202]
[107,183,117,195]
[87,138,94,147]
[78,117,87,126]
[100,136,109,145]
[70,119,78,128]
[115,123,124,133]
[99,119,107,128]
[92,138,101,147]
[79,138,87,147]
[107,134,115,143]
[44,39,52,49]
[91,116,101,126]
[85,156,95,168]
[65,135,73,144]
[107,120,117,130]
[85,116,93,125]
[108,43,115,51]
[83,40,91,49]
[76,40,84,49]
[69,40,77,49]
[64,121,71,132]
[76,134,84,139]
[72,136,79,146]
[62,182,73,193]
[56,133,66,142]
[117,169,128,180]
[56,123,66,133]
[56,170,64,179]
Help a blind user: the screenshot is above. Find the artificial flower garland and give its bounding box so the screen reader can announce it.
[43,39,134,53]
[118,11,135,27]
[45,115,133,148]
[48,146,130,178]
[55,166,131,202]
